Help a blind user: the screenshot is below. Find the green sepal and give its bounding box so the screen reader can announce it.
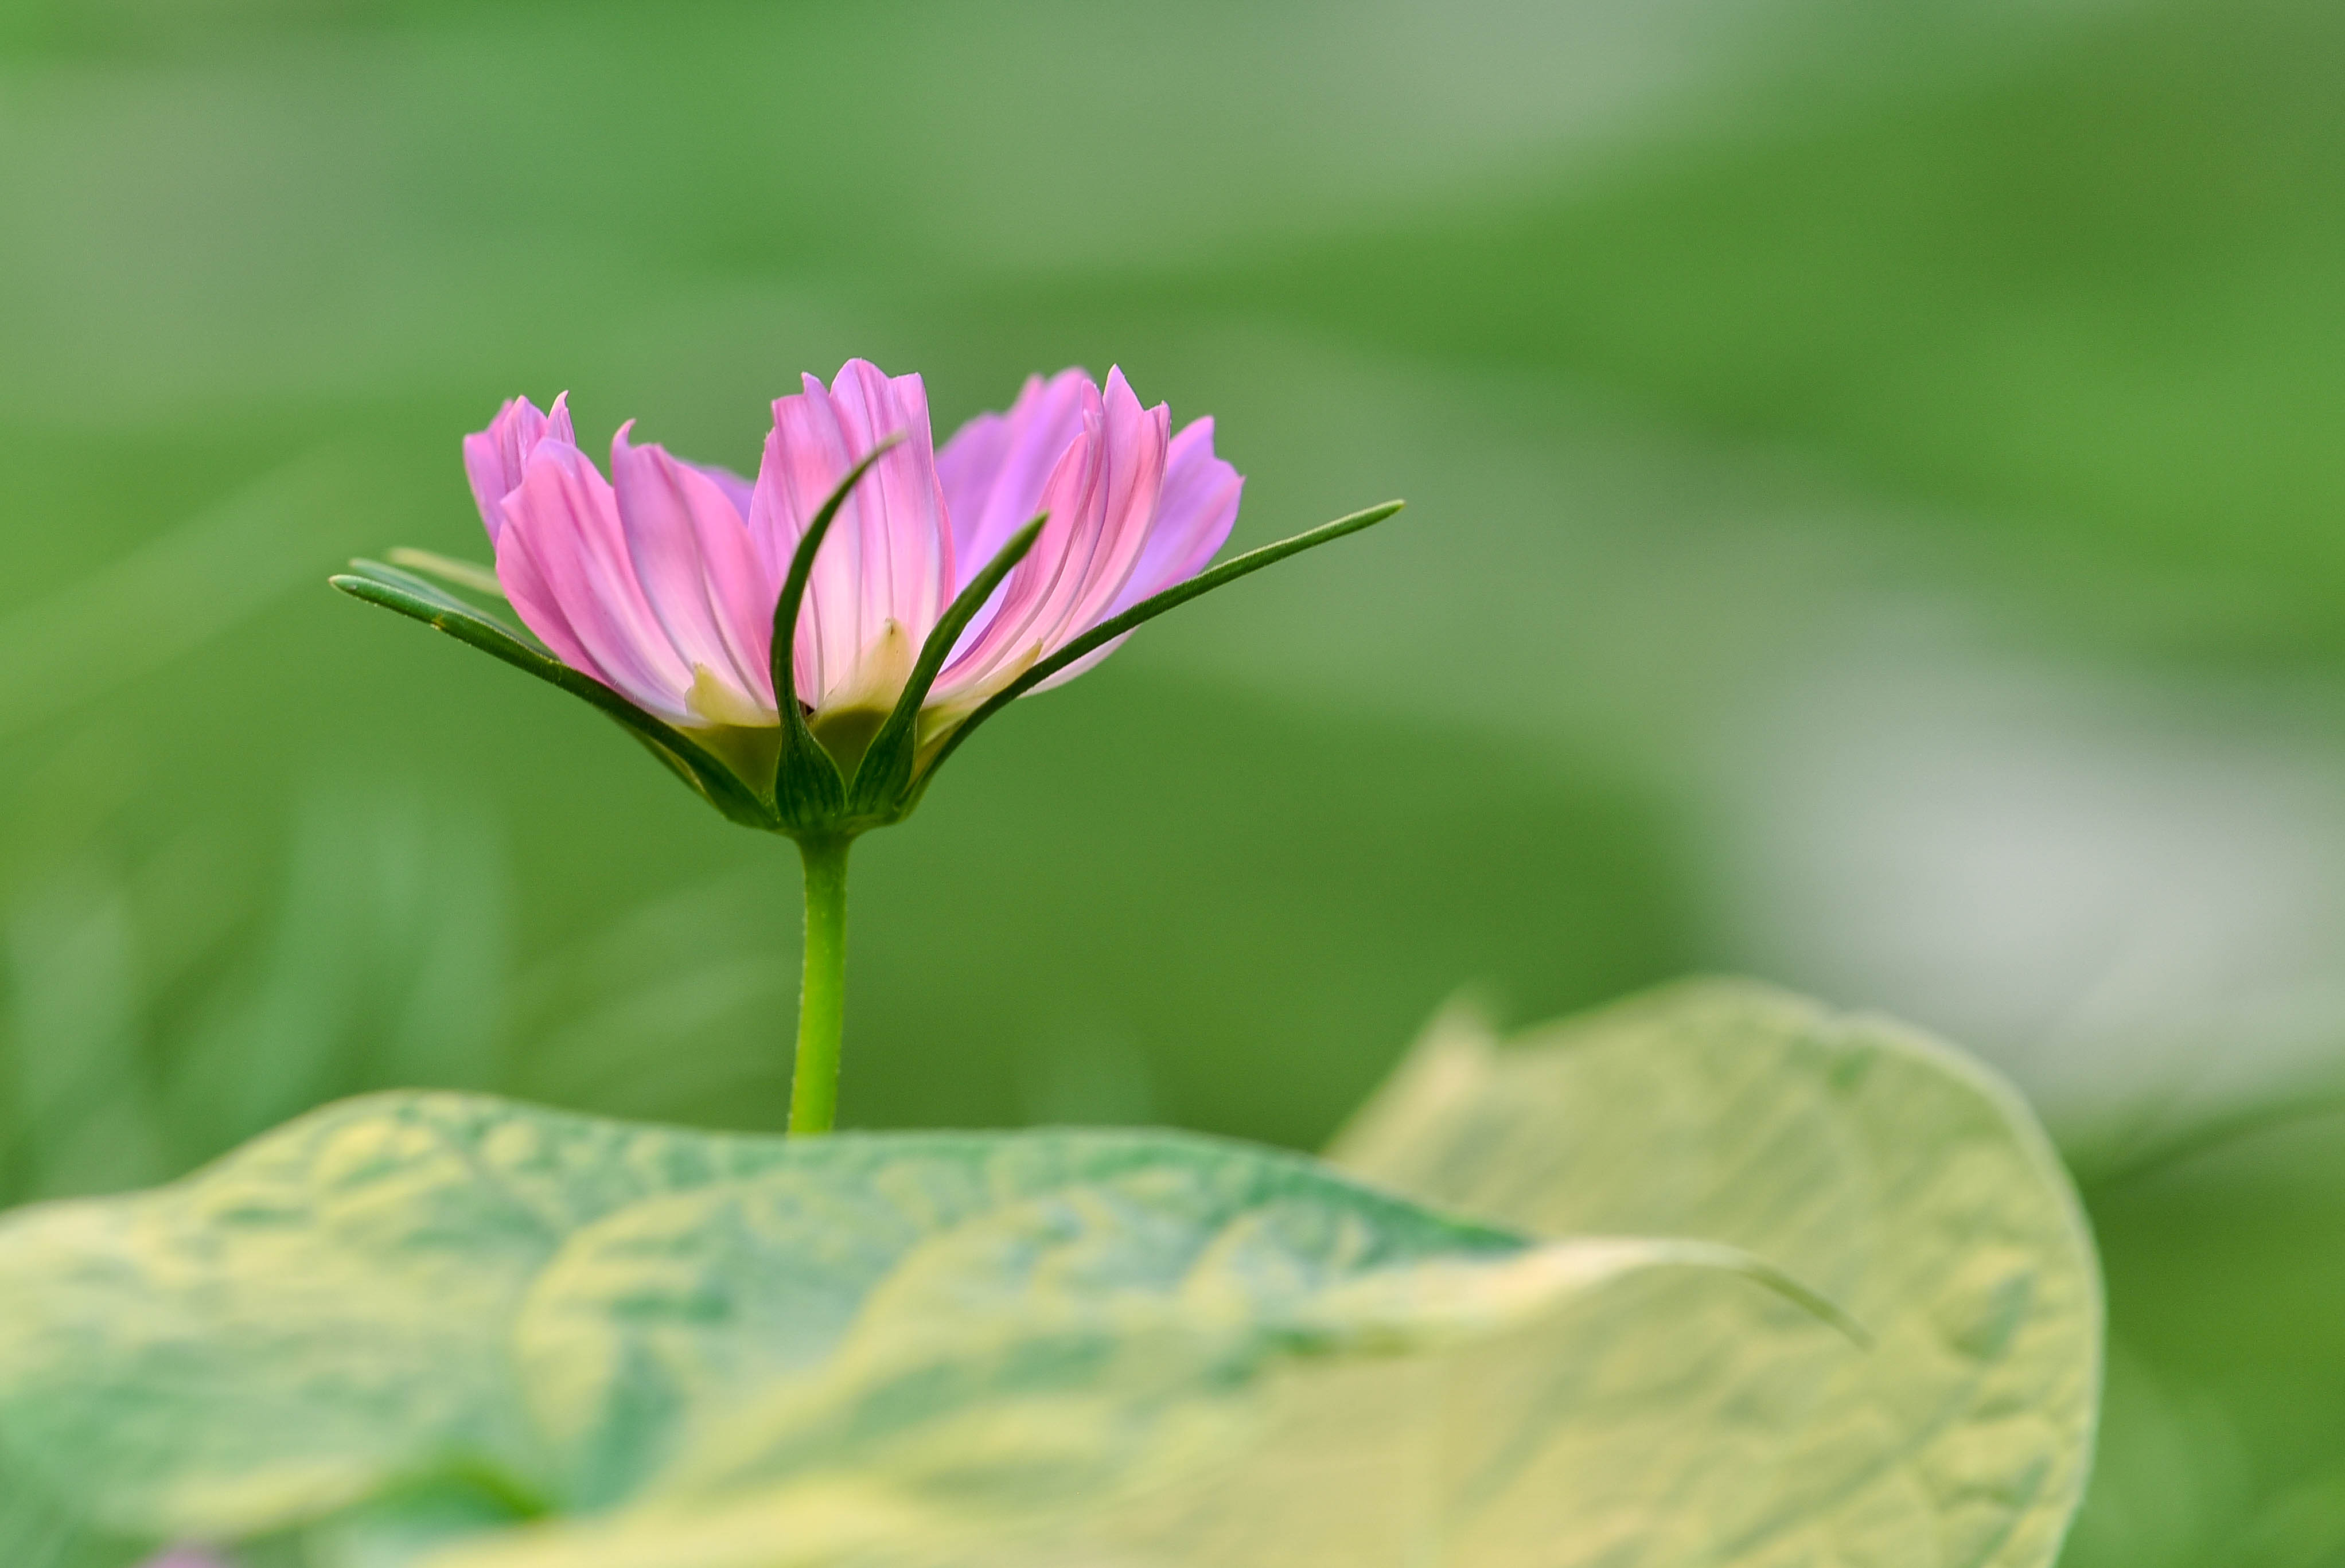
[767,442,899,834]
[847,513,1047,818]
[329,563,778,832]
[907,498,1405,808]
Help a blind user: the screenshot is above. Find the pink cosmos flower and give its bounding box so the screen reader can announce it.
[340,358,1395,839]
[462,361,1241,770]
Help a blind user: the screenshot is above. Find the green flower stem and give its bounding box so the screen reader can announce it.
[788,835,852,1135]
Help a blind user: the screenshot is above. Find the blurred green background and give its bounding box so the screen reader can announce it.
[3,0,2343,1559]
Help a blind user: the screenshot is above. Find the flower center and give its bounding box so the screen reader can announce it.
[807,619,917,779]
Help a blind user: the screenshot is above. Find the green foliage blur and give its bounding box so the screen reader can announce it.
[0,0,2340,1560]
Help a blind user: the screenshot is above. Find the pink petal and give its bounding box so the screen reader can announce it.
[496,436,696,720]
[1025,391,1207,697]
[1025,415,1238,693]
[936,368,1167,701]
[750,361,950,709]
[689,461,755,521]
[1062,366,1172,631]
[463,394,575,545]
[932,397,1014,553]
[1113,415,1241,614]
[936,369,1092,589]
[609,425,776,713]
[489,515,599,677]
[931,386,1100,695]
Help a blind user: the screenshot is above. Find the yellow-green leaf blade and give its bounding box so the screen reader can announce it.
[1329,978,2104,1568]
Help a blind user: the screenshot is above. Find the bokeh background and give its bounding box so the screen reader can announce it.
[3,0,2342,1558]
